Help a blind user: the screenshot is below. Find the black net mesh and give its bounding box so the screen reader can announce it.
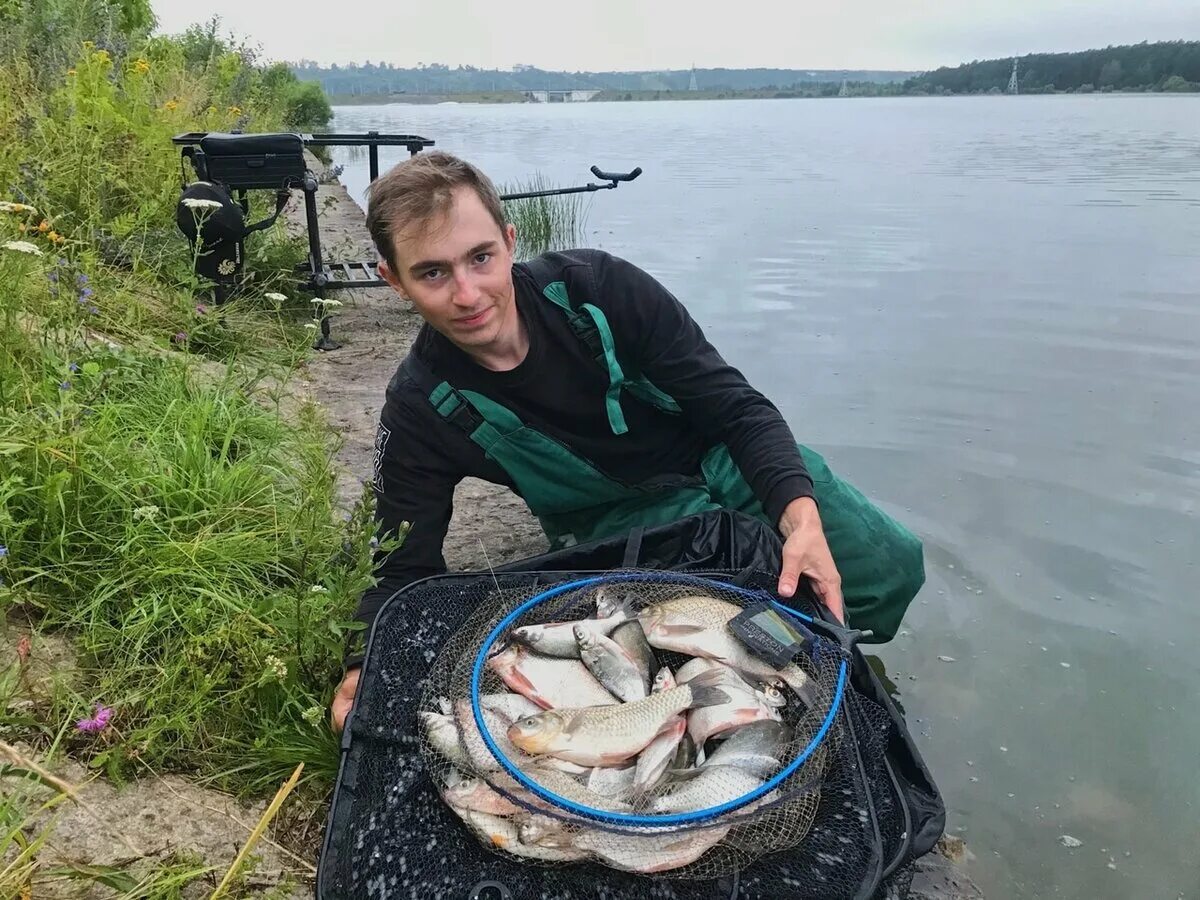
[318,571,915,900]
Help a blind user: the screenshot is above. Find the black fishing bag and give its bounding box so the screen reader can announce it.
[316,510,945,899]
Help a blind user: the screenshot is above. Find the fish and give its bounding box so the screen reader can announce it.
[699,720,793,778]
[509,588,631,658]
[486,644,618,709]
[460,809,590,862]
[586,763,637,798]
[686,674,783,753]
[518,813,581,849]
[419,711,471,770]
[639,594,818,706]
[454,699,528,773]
[633,667,687,791]
[478,692,542,722]
[519,763,634,812]
[651,764,765,814]
[442,770,523,816]
[575,624,647,702]
[506,669,730,767]
[574,824,730,873]
[610,620,656,694]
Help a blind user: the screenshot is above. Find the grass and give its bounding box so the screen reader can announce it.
[499,174,590,260]
[0,3,377,895]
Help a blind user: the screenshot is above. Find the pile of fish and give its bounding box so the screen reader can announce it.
[419,585,824,875]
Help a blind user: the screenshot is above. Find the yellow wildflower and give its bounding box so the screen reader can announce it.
[206,106,217,115]
[0,202,36,215]
[164,100,178,112]
[93,50,110,65]
[134,58,150,75]
[36,220,49,233]
[17,223,26,232]
[228,105,242,115]
[48,231,64,244]
[82,41,94,50]
[67,68,77,77]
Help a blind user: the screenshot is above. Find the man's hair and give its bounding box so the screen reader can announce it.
[365,150,506,273]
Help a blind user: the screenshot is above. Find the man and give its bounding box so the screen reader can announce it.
[331,151,923,730]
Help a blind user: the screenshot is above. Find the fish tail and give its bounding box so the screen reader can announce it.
[685,668,731,710]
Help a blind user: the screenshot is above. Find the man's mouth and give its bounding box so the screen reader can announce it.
[455,308,491,328]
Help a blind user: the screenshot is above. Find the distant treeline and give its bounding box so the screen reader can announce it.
[903,40,1200,94]
[290,62,915,97]
[296,41,1200,102]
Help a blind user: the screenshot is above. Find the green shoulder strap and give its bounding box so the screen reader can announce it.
[520,256,682,431]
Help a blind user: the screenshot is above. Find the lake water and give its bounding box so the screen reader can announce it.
[329,97,1200,898]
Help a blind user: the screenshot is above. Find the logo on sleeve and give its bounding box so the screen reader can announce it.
[372,423,392,493]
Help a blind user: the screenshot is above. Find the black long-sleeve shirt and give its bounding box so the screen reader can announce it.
[353,249,813,652]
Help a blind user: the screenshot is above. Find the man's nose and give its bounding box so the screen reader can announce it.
[451,269,482,306]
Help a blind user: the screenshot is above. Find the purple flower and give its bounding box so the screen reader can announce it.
[0,546,7,559]
[76,703,113,733]
[88,306,98,315]
[76,273,88,287]
[172,331,187,344]
[59,381,71,390]
[68,362,79,372]
[194,303,208,315]
[79,287,94,299]
[47,270,59,283]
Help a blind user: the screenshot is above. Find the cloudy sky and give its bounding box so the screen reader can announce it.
[150,0,1198,72]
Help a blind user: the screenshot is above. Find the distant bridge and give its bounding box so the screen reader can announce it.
[524,89,602,103]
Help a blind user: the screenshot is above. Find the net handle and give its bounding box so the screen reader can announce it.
[468,570,849,827]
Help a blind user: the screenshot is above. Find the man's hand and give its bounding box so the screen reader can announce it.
[777,497,845,623]
[331,667,361,733]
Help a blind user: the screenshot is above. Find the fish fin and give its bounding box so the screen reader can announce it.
[655,622,707,636]
[504,669,553,709]
[781,667,819,709]
[685,668,732,709]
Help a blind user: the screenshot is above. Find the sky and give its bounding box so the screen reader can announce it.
[150,0,1199,72]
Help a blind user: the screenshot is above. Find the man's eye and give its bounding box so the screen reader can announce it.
[474,253,491,265]
[421,268,442,281]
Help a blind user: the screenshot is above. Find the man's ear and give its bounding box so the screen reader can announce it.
[504,222,517,256]
[378,258,408,299]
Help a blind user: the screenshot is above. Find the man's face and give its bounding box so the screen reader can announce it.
[380,186,519,353]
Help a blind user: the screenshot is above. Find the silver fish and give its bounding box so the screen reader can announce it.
[639,594,817,706]
[633,667,687,791]
[486,644,618,709]
[509,589,631,658]
[574,823,729,873]
[479,692,542,722]
[575,624,647,702]
[686,675,782,752]
[586,763,637,798]
[519,764,634,812]
[610,620,656,693]
[700,720,793,778]
[419,711,471,769]
[518,813,580,849]
[461,809,590,861]
[507,669,729,767]
[442,770,522,816]
[454,699,528,773]
[651,764,764,814]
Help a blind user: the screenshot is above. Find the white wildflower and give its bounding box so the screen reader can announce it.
[302,705,324,727]
[264,292,287,303]
[309,584,328,593]
[304,322,318,330]
[309,297,343,308]
[2,240,43,256]
[265,654,288,681]
[181,198,224,211]
[132,505,160,521]
[0,202,36,214]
